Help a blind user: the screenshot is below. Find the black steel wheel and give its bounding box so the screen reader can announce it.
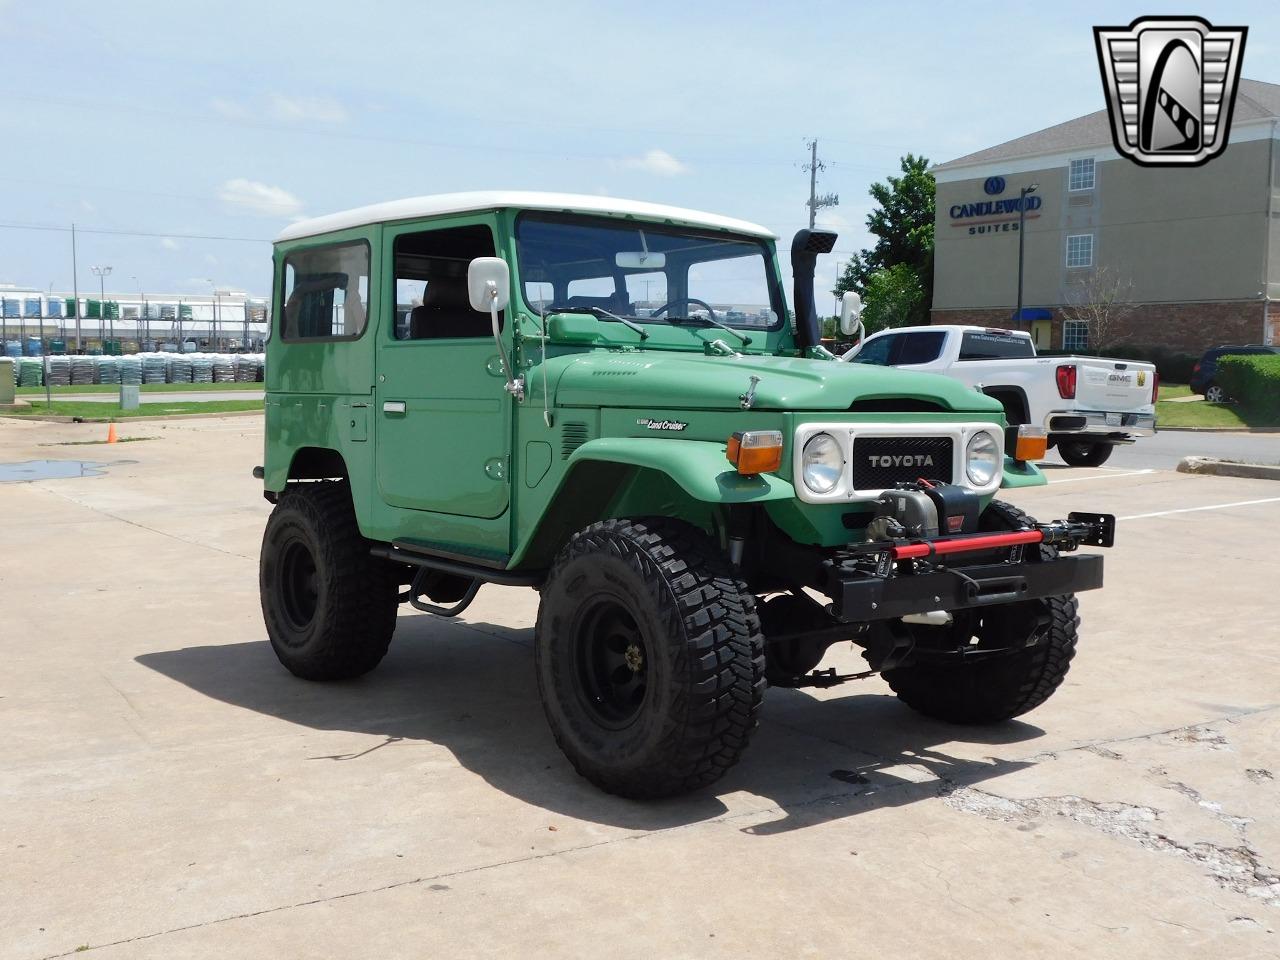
[1058,440,1114,467]
[260,482,398,680]
[535,517,765,799]
[573,598,650,728]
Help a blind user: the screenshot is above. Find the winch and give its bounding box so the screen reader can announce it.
[865,479,983,540]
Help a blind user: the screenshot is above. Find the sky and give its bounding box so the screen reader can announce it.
[2,0,1278,305]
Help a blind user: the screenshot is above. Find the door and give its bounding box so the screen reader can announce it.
[374,217,512,519]
[1030,320,1052,351]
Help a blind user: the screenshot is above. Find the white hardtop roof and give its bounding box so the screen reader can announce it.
[276,191,776,243]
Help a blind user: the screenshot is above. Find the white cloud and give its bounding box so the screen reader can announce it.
[211,97,250,120]
[620,148,690,177]
[270,94,348,124]
[80,199,95,213]
[218,178,303,217]
[814,209,850,229]
[160,237,180,250]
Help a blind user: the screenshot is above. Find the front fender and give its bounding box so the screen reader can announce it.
[1002,456,1046,488]
[566,437,795,503]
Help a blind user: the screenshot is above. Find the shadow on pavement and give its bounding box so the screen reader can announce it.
[138,613,1043,835]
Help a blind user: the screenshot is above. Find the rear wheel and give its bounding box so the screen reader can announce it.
[535,518,765,798]
[1058,439,1114,467]
[1205,383,1227,403]
[260,482,398,680]
[882,500,1079,724]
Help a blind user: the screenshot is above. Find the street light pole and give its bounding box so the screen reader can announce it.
[131,275,145,347]
[1014,184,1038,326]
[91,265,113,349]
[205,279,217,350]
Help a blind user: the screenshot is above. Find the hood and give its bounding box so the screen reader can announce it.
[554,352,1002,414]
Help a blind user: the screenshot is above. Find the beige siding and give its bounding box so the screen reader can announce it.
[934,138,1274,311]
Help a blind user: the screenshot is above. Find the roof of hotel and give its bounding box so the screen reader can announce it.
[934,78,1280,171]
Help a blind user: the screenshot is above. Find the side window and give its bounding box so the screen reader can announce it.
[895,331,946,365]
[281,241,369,341]
[850,334,897,365]
[393,224,498,340]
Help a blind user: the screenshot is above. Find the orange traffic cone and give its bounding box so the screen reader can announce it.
[106,422,118,444]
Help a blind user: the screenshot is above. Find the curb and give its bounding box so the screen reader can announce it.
[0,409,264,424]
[1177,456,1280,481]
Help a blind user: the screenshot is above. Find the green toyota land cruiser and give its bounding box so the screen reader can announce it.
[257,191,1114,798]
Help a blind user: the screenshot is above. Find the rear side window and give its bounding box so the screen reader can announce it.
[850,334,897,365]
[959,331,1035,360]
[895,331,946,365]
[281,241,370,341]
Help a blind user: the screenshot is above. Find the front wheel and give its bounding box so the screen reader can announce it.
[535,518,765,798]
[260,482,398,680]
[882,500,1079,724]
[1057,439,1114,467]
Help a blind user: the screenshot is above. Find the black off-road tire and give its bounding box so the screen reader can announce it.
[1057,439,1114,468]
[260,482,398,680]
[535,518,765,799]
[882,500,1079,724]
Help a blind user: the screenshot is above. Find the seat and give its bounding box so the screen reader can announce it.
[409,276,485,339]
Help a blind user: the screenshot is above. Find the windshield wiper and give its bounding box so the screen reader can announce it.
[548,305,648,340]
[664,314,752,347]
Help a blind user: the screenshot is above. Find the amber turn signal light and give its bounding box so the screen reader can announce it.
[1014,426,1048,462]
[726,430,784,475]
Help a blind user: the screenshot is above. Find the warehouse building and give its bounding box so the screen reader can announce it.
[0,287,269,353]
[931,78,1280,353]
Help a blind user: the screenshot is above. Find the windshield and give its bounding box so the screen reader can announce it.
[514,212,782,330]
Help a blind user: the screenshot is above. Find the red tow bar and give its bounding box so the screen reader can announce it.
[890,530,1044,561]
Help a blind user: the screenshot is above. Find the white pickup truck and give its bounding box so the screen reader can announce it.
[841,325,1157,467]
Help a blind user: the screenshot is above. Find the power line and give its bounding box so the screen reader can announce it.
[0,221,269,243]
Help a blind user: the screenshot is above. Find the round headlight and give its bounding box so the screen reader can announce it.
[965,431,1000,487]
[802,433,844,494]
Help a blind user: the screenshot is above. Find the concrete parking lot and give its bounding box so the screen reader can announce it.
[2,416,1278,959]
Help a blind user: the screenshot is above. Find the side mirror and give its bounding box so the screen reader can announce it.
[467,257,510,312]
[838,291,863,338]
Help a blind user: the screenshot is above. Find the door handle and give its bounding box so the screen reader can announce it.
[382,401,407,414]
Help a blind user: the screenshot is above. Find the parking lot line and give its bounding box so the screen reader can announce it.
[1046,469,1156,484]
[1120,496,1280,520]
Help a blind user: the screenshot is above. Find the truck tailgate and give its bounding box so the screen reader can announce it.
[1075,359,1156,412]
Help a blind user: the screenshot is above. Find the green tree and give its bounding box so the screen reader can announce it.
[860,263,924,335]
[834,153,935,326]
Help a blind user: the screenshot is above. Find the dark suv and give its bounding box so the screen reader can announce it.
[1191,345,1279,402]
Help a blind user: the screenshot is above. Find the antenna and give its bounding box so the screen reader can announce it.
[803,138,839,229]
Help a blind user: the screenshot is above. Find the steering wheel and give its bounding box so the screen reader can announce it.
[648,297,718,320]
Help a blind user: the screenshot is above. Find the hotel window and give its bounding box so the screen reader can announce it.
[1066,234,1094,268]
[1063,320,1090,352]
[1069,157,1095,191]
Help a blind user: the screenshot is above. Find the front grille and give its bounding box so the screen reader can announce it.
[851,436,953,490]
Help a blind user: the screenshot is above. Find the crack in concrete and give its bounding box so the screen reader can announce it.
[29,484,256,561]
[943,786,1280,907]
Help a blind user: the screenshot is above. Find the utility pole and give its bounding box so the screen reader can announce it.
[803,138,839,229]
[71,223,81,352]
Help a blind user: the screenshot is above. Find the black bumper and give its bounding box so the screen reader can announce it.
[827,554,1104,623]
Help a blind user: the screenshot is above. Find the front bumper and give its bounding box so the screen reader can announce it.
[1047,410,1156,439]
[826,553,1104,622]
